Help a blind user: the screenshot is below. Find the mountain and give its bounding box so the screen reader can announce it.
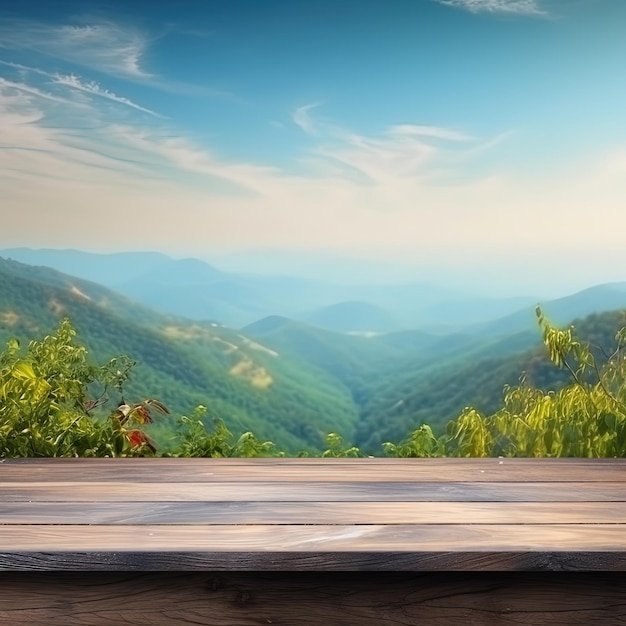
[0,247,170,287]
[0,248,259,326]
[3,253,626,456]
[299,300,399,333]
[0,256,360,453]
[468,283,626,338]
[0,248,542,332]
[353,309,626,452]
[114,258,269,325]
[243,315,497,394]
[244,315,402,393]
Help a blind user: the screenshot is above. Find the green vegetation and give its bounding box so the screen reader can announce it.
[2,308,626,458]
[0,317,361,458]
[354,310,626,452]
[0,257,359,453]
[0,319,137,457]
[386,308,626,458]
[3,255,626,458]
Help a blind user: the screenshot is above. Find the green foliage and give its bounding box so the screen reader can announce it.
[429,309,626,457]
[0,320,131,457]
[3,308,626,459]
[0,257,359,453]
[171,406,279,458]
[320,432,362,458]
[383,424,443,457]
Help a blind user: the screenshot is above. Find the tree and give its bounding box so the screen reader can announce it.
[0,319,165,457]
[390,308,626,457]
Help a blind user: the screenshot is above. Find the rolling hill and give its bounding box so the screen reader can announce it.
[0,257,360,453]
[353,309,626,452]
[4,252,626,456]
[298,300,399,333]
[469,283,626,338]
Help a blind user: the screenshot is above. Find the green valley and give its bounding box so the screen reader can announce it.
[3,252,626,456]
[0,257,358,453]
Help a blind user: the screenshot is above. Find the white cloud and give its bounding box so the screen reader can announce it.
[1,78,625,282]
[292,103,322,135]
[0,60,52,77]
[0,20,150,78]
[0,77,74,106]
[434,0,546,15]
[292,106,473,185]
[0,22,238,99]
[53,74,159,116]
[0,62,159,116]
[388,125,472,141]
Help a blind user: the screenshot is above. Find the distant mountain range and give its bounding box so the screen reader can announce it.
[1,247,539,332]
[468,283,626,337]
[3,248,626,454]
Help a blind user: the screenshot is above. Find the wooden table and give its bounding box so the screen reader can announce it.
[1,457,625,624]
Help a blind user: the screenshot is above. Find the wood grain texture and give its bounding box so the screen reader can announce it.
[1,458,625,572]
[2,523,626,551]
[3,551,626,571]
[0,572,625,624]
[3,501,625,525]
[2,481,626,501]
[2,456,625,481]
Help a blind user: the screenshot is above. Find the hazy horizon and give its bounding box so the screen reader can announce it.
[1,0,625,300]
[3,243,624,302]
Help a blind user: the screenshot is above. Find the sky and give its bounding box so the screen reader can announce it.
[1,0,625,295]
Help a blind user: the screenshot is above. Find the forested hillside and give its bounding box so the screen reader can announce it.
[3,304,626,459]
[3,255,626,456]
[354,310,626,452]
[0,258,359,453]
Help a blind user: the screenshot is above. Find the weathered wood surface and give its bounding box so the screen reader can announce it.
[4,481,626,501]
[2,456,625,481]
[0,572,625,625]
[1,458,625,571]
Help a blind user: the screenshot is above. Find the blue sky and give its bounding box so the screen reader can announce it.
[1,0,625,294]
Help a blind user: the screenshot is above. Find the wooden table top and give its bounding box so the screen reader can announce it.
[1,457,625,571]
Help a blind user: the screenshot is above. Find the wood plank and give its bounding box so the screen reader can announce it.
[2,459,625,573]
[0,572,625,623]
[6,457,626,466]
[2,501,626,525]
[3,457,626,482]
[1,481,624,501]
[3,550,626,571]
[2,524,626,551]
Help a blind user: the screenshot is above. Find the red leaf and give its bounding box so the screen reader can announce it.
[127,430,146,448]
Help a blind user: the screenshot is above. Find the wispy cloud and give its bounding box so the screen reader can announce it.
[0,60,51,77]
[292,105,474,185]
[0,77,74,106]
[434,0,546,15]
[292,103,322,135]
[0,21,238,99]
[1,77,624,279]
[53,74,159,116]
[0,20,150,78]
[388,125,472,142]
[0,62,159,116]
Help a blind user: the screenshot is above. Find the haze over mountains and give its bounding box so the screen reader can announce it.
[0,247,567,333]
[3,247,626,454]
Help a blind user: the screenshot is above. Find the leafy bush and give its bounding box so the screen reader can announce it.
[3,310,626,458]
[0,319,168,457]
[0,319,130,457]
[171,405,279,458]
[390,308,626,457]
